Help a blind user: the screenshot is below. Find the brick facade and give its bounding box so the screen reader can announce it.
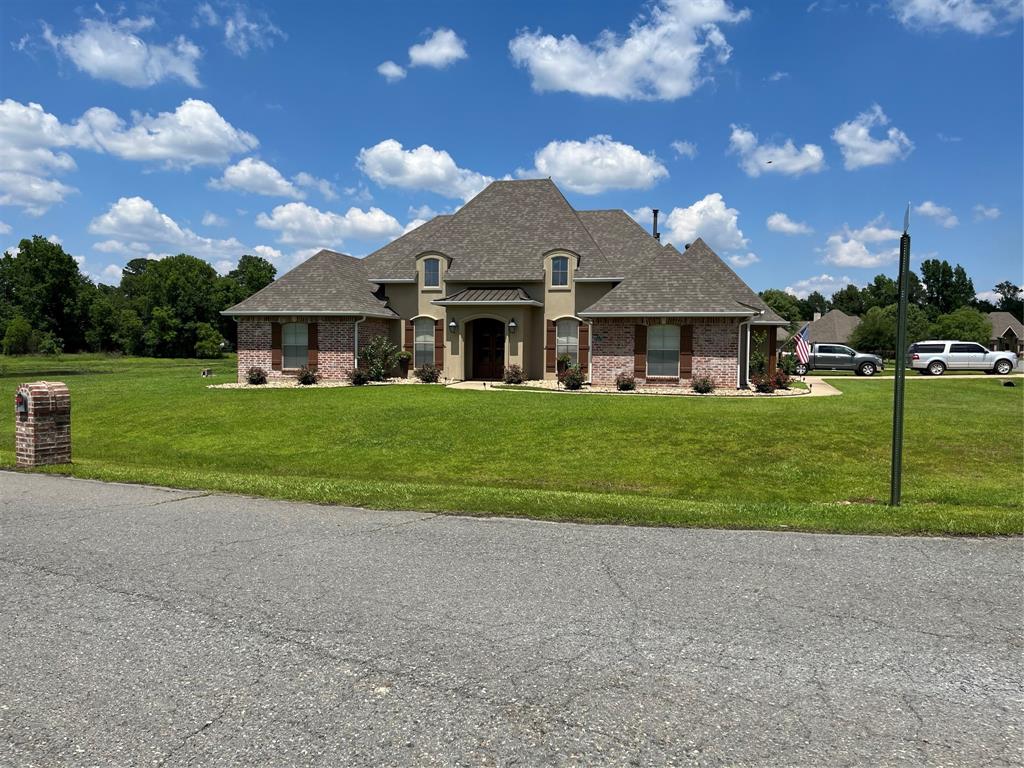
[236,317,395,382]
[591,317,741,388]
[15,381,71,467]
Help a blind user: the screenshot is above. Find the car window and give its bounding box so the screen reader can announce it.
[912,343,945,353]
[836,346,855,355]
[950,343,985,353]
[818,345,840,354]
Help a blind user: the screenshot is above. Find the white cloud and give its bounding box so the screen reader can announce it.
[784,273,857,299]
[832,104,913,170]
[973,204,1001,221]
[377,60,407,82]
[914,200,958,228]
[101,264,124,284]
[214,258,235,275]
[0,221,10,235]
[766,212,813,235]
[402,218,428,235]
[202,211,227,226]
[408,28,467,68]
[937,132,962,142]
[89,196,243,259]
[509,0,750,101]
[0,99,80,213]
[821,217,901,268]
[194,3,220,27]
[251,244,283,260]
[293,172,337,200]
[210,158,302,198]
[255,202,402,246]
[728,125,825,177]
[766,70,789,81]
[671,140,697,159]
[889,0,1022,34]
[729,252,759,267]
[633,192,748,253]
[0,172,77,216]
[516,135,668,194]
[357,139,493,201]
[73,99,259,168]
[290,247,322,265]
[409,204,439,220]
[43,17,201,87]
[222,7,286,56]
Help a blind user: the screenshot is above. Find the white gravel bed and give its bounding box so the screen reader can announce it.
[493,379,809,397]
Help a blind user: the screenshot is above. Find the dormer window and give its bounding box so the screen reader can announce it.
[424,258,440,288]
[551,256,569,287]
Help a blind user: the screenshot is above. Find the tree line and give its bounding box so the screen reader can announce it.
[759,258,1023,354]
[1,236,277,357]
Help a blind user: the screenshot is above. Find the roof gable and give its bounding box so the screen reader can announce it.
[805,309,860,344]
[223,249,396,318]
[989,311,1024,338]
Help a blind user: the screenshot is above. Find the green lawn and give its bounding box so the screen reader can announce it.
[2,354,1021,536]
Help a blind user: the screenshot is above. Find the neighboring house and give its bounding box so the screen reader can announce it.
[224,179,786,388]
[989,311,1024,354]
[802,309,861,345]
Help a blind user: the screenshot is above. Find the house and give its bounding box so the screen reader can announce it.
[989,311,1024,354]
[802,308,861,345]
[224,179,786,388]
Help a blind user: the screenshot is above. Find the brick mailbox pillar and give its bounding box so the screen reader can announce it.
[15,381,71,467]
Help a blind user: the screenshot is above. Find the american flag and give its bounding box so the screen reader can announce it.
[794,324,811,365]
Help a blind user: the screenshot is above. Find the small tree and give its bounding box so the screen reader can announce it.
[749,330,767,375]
[358,335,400,381]
[931,307,992,346]
[2,316,33,355]
[193,322,226,358]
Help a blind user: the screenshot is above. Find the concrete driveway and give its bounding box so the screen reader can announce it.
[1,472,1020,767]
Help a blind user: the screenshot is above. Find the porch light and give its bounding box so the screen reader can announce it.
[448,319,458,332]
[508,318,517,333]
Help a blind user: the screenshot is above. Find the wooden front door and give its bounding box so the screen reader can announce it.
[472,319,506,380]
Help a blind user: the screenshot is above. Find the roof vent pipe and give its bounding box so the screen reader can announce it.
[684,243,691,250]
[652,208,660,241]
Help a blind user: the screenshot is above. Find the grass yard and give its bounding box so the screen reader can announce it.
[1,354,1021,535]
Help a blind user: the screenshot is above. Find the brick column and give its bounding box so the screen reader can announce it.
[15,381,71,467]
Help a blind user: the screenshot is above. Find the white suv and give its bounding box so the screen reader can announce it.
[908,341,1018,376]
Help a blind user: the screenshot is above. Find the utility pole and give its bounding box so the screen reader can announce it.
[890,204,911,506]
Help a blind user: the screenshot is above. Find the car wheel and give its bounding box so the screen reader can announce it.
[994,359,1013,375]
[927,360,945,376]
[859,362,876,376]
[795,363,808,376]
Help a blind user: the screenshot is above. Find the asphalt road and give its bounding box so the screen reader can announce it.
[1,472,1020,767]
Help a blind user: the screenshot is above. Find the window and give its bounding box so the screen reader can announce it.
[912,343,944,353]
[423,258,440,288]
[647,324,680,377]
[414,317,435,368]
[551,256,569,287]
[951,343,986,353]
[556,319,579,365]
[836,346,856,356]
[282,323,308,369]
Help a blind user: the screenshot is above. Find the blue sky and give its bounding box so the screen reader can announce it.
[1,0,1021,299]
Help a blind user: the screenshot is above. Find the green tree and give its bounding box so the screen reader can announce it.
[113,309,144,355]
[85,292,121,352]
[758,289,803,326]
[993,281,1023,319]
[228,254,276,297]
[143,306,182,357]
[193,322,226,358]
[2,315,33,355]
[920,259,975,315]
[849,304,932,356]
[931,307,993,346]
[800,291,830,319]
[831,284,865,316]
[862,274,898,311]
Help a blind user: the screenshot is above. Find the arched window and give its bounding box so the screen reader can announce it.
[556,319,578,365]
[551,256,569,287]
[414,317,435,367]
[423,258,440,288]
[282,323,308,369]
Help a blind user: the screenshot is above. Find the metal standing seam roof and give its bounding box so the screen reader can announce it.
[431,287,542,306]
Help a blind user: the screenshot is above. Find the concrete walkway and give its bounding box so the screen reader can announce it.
[2,472,1021,767]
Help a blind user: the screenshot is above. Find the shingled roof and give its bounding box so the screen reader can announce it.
[579,238,787,321]
[222,250,397,318]
[363,179,616,281]
[804,309,860,344]
[989,311,1024,339]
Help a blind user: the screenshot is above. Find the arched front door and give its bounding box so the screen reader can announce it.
[471,319,506,380]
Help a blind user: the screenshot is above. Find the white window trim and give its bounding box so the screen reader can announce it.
[282,322,308,371]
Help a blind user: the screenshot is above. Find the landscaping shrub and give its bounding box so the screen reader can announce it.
[2,316,33,355]
[751,373,776,393]
[692,374,715,394]
[246,366,268,385]
[349,368,370,386]
[359,335,400,381]
[773,370,792,390]
[415,364,441,383]
[557,353,572,374]
[36,332,63,356]
[615,372,636,391]
[295,366,318,385]
[398,350,412,375]
[193,322,226,358]
[559,365,585,390]
[778,353,798,376]
[502,364,525,384]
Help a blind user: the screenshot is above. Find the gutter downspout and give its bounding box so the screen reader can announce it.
[354,316,366,369]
